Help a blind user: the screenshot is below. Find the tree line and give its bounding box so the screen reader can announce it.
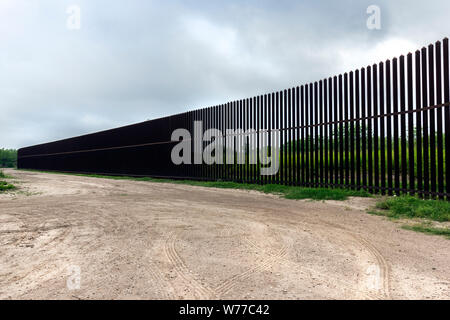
[0,149,17,168]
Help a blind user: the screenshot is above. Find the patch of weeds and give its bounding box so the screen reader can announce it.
[284,187,370,201]
[375,196,450,222]
[146,180,369,201]
[367,209,388,217]
[0,180,15,192]
[402,224,450,239]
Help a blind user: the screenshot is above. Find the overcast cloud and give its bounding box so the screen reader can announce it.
[1,0,450,149]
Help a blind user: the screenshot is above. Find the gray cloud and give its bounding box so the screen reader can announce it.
[1,0,450,149]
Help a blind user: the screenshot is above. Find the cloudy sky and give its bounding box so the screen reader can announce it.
[1,0,450,149]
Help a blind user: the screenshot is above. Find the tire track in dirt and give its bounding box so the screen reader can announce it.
[350,234,391,299]
[163,215,390,300]
[75,203,174,300]
[4,169,448,300]
[309,218,391,299]
[213,222,291,297]
[247,207,392,300]
[214,246,288,296]
[164,231,216,299]
[218,220,359,299]
[163,222,288,299]
[230,212,387,300]
[294,222,389,299]
[239,223,381,300]
[145,261,174,299]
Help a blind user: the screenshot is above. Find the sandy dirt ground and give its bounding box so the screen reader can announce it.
[0,169,449,300]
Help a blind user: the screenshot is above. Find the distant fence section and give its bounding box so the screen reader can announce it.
[19,38,450,199]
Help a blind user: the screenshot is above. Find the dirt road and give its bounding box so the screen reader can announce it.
[0,169,448,299]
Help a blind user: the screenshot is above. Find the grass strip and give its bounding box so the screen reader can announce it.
[20,170,371,201]
[401,224,450,239]
[375,196,450,222]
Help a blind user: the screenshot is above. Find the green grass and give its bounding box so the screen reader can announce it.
[0,170,15,191]
[0,148,17,168]
[21,169,370,201]
[0,180,15,192]
[402,224,450,239]
[283,187,370,200]
[374,196,450,222]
